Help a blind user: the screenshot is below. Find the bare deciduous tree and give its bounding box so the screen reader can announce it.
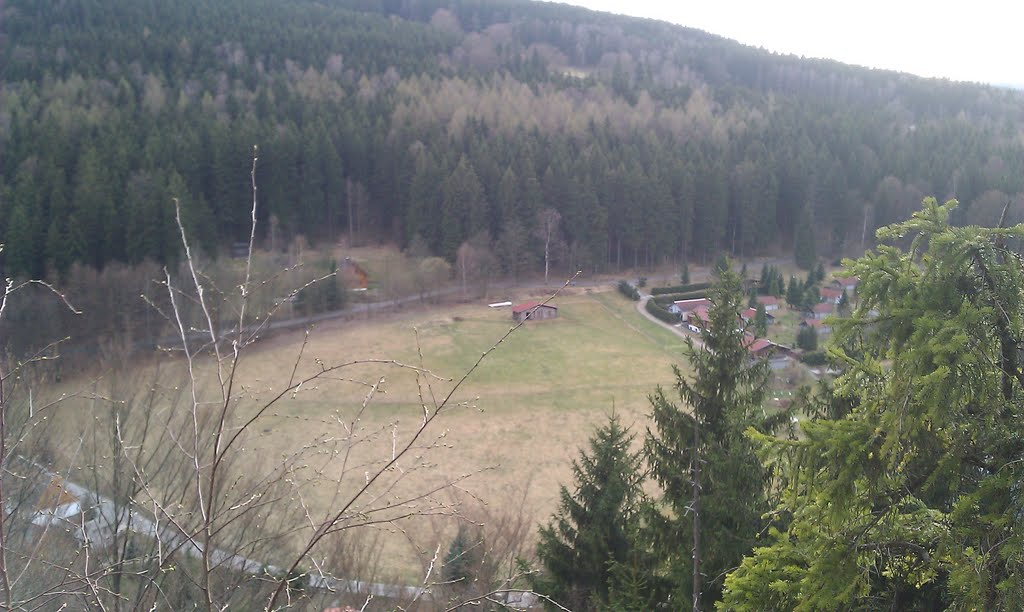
[536,208,561,285]
[0,150,575,611]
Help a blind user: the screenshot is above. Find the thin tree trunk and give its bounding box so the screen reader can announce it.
[544,236,550,285]
[347,179,354,247]
[861,205,870,252]
[692,414,702,612]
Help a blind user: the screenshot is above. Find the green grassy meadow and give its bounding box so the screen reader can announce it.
[242,288,691,576]
[44,287,690,580]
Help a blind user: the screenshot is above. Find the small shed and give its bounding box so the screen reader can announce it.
[512,301,558,323]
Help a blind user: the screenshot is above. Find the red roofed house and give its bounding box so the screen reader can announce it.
[819,287,843,304]
[740,307,774,325]
[512,301,558,323]
[834,276,859,292]
[742,334,792,369]
[685,305,711,332]
[811,302,834,319]
[669,297,711,315]
[754,295,780,312]
[743,335,774,357]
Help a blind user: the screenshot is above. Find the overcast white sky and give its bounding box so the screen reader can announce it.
[568,1,1021,86]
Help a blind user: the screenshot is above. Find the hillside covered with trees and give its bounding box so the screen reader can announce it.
[2,0,1024,279]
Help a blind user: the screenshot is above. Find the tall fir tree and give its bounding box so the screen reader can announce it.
[441,156,487,260]
[644,265,781,609]
[725,198,1024,610]
[794,208,817,270]
[786,275,803,309]
[534,412,646,611]
[754,302,768,336]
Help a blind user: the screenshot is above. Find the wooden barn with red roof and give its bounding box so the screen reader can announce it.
[511,301,558,323]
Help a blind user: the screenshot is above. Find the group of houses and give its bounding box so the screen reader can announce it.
[670,295,781,334]
[667,296,792,369]
[799,276,858,336]
[662,274,860,369]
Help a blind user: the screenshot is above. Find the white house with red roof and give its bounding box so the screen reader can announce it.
[668,297,711,315]
[819,287,843,304]
[754,295,780,312]
[810,302,834,319]
[741,307,775,324]
[684,305,712,332]
[834,275,859,292]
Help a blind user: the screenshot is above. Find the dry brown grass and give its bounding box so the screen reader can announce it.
[47,288,691,581]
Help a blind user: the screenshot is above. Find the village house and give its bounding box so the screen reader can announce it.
[755,295,780,312]
[819,287,843,304]
[740,307,774,325]
[511,301,558,323]
[810,302,834,319]
[834,275,859,293]
[742,334,792,370]
[668,297,711,315]
[685,305,711,332]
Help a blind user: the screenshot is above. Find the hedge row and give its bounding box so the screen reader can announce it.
[651,282,712,295]
[618,280,640,301]
[646,298,680,324]
[652,290,709,306]
[800,351,828,365]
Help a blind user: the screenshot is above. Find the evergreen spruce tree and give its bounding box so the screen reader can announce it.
[534,413,645,611]
[5,160,43,277]
[644,265,778,608]
[681,262,691,285]
[713,254,730,276]
[754,302,768,336]
[796,325,818,351]
[725,199,1024,609]
[794,209,817,270]
[837,287,850,316]
[444,524,481,596]
[322,260,342,312]
[786,275,802,309]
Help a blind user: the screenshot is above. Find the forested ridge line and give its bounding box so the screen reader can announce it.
[2,0,1023,279]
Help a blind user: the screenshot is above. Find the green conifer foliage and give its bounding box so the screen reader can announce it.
[534,413,645,611]
[644,265,778,608]
[725,198,1024,609]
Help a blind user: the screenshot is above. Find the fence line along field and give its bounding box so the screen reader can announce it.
[44,287,690,582]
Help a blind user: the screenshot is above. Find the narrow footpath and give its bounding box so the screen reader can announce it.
[634,292,705,350]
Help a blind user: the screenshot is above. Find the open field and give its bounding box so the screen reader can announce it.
[46,287,691,581]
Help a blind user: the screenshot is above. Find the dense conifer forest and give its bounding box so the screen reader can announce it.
[2,0,1023,279]
[8,3,1024,610]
